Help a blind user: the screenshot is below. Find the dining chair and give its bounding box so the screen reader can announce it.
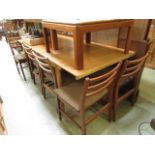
[32,51,57,98]
[54,62,121,134]
[113,52,149,121]
[117,39,151,104]
[9,40,27,81]
[22,43,40,84]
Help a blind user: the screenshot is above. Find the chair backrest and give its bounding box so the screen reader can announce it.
[22,43,35,61]
[9,40,22,56]
[80,62,121,107]
[118,39,149,59]
[32,51,51,73]
[32,51,57,84]
[120,52,149,80]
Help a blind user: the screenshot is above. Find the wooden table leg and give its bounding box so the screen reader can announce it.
[55,67,62,88]
[124,26,132,54]
[85,32,91,44]
[73,30,84,70]
[50,30,58,50]
[43,28,50,53]
[54,67,65,111]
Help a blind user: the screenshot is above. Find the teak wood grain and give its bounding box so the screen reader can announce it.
[19,35,134,81]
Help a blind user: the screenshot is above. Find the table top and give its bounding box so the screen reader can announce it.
[24,19,42,23]
[42,19,134,25]
[23,35,134,79]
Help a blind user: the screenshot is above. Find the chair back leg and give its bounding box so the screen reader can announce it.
[15,61,20,74]
[57,98,62,121]
[19,62,26,81]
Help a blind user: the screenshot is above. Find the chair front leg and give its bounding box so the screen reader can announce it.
[16,62,20,74]
[130,89,139,106]
[112,85,119,122]
[112,104,117,121]
[40,71,46,98]
[41,84,46,99]
[108,108,113,122]
[112,94,118,121]
[57,98,62,121]
[19,62,26,81]
[81,122,86,135]
[32,73,36,84]
[80,110,86,135]
[29,62,34,81]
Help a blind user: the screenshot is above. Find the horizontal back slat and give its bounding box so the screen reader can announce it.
[89,63,120,84]
[22,43,35,61]
[85,63,121,97]
[87,71,116,93]
[121,53,149,79]
[86,78,113,97]
[32,51,51,74]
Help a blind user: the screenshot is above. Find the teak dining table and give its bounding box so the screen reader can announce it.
[42,19,134,70]
[19,35,134,87]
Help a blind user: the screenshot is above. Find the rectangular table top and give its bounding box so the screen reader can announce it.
[22,35,134,79]
[42,19,134,25]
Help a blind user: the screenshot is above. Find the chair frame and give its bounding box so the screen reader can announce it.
[22,43,40,84]
[32,51,57,98]
[9,41,27,81]
[56,63,121,134]
[113,53,149,121]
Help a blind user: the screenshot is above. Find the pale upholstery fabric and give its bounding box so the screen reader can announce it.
[54,80,108,111]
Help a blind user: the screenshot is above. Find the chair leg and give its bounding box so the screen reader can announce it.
[29,69,35,83]
[81,124,86,135]
[130,90,139,106]
[19,62,26,81]
[32,74,36,84]
[15,61,20,74]
[29,64,36,84]
[81,113,86,135]
[60,102,65,111]
[108,108,112,122]
[42,85,46,99]
[28,62,33,80]
[57,98,62,121]
[112,105,116,121]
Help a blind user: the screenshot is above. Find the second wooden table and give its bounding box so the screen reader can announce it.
[42,19,134,69]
